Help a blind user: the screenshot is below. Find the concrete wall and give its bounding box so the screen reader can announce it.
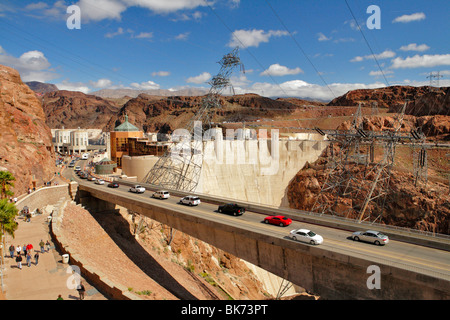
[199,136,327,206]
[77,185,450,300]
[15,183,76,214]
[122,135,328,207]
[121,155,159,181]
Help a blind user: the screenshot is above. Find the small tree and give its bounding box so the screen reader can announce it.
[0,170,15,199]
[0,199,18,238]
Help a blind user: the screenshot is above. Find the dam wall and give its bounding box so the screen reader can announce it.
[122,130,328,207]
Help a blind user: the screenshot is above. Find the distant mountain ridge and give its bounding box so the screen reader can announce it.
[92,87,209,99]
[25,81,59,94]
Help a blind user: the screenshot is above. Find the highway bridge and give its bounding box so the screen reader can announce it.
[66,159,450,300]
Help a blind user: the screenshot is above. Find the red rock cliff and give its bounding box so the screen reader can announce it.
[0,64,56,196]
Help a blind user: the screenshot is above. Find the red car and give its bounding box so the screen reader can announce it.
[263,215,292,227]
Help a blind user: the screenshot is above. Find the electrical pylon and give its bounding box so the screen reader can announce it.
[312,102,409,223]
[142,48,243,192]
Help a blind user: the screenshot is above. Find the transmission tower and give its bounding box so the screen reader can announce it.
[142,48,243,192]
[427,72,443,92]
[312,102,409,223]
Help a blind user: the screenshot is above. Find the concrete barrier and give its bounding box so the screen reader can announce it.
[77,184,450,299]
[112,179,450,251]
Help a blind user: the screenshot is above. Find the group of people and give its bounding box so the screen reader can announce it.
[9,240,51,270]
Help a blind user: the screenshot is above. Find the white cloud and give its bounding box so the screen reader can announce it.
[260,64,303,77]
[90,78,113,88]
[186,72,211,84]
[123,0,209,14]
[175,32,190,40]
[399,43,430,52]
[76,0,127,22]
[369,70,393,77]
[105,27,126,38]
[55,80,91,94]
[391,54,450,69]
[351,50,396,62]
[0,48,59,82]
[133,32,153,39]
[228,29,289,48]
[317,32,331,41]
[233,80,387,101]
[393,12,426,23]
[151,71,170,77]
[130,80,160,90]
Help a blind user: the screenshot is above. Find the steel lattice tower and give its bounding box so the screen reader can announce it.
[312,102,409,223]
[142,48,243,192]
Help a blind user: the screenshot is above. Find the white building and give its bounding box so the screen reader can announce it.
[68,129,89,154]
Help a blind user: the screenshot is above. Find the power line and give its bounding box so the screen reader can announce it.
[206,3,291,98]
[264,0,337,100]
[344,0,390,87]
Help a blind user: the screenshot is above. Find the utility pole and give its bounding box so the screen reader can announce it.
[143,48,243,192]
[427,71,443,92]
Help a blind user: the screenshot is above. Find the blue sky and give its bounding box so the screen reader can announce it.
[0,0,449,101]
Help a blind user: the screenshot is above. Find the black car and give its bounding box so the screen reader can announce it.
[217,203,245,216]
[107,182,119,188]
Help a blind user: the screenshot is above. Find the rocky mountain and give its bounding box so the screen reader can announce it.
[286,145,450,235]
[0,65,56,195]
[42,90,121,129]
[327,85,441,109]
[92,87,209,99]
[25,81,59,94]
[390,87,449,116]
[104,93,303,133]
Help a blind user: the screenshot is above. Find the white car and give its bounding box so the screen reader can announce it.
[95,179,105,185]
[179,195,200,206]
[130,185,145,193]
[289,229,323,245]
[87,176,96,181]
[351,230,389,246]
[74,166,81,171]
[152,190,170,199]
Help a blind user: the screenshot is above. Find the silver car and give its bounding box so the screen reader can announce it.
[351,230,389,246]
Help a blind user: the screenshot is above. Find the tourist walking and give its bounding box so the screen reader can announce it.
[9,244,15,258]
[26,253,32,267]
[39,240,45,253]
[16,255,22,270]
[23,244,27,256]
[34,252,40,265]
[16,245,21,257]
[77,281,86,300]
[46,240,51,252]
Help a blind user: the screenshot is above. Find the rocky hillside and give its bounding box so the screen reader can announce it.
[287,139,450,235]
[327,85,445,109]
[42,90,121,129]
[0,65,56,195]
[103,93,302,133]
[390,87,449,117]
[25,81,58,94]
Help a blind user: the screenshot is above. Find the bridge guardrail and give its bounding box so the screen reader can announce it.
[108,178,450,251]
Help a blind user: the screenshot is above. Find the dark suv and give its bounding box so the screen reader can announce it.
[217,203,245,216]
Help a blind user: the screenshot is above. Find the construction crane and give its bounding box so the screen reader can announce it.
[142,48,243,192]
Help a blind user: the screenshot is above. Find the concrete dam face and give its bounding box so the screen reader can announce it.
[122,128,327,208]
[197,130,328,207]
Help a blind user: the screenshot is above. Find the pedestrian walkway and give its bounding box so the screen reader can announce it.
[1,211,108,300]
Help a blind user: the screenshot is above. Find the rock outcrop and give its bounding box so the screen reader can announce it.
[287,146,450,235]
[327,85,440,109]
[42,90,121,129]
[0,65,56,195]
